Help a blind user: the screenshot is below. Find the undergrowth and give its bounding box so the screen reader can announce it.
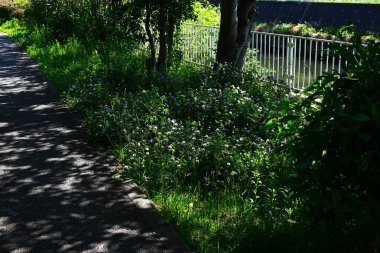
[2,17,379,253]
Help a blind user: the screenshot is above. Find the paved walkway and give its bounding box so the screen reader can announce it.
[0,32,188,253]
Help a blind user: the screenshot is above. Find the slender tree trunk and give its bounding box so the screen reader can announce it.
[145,1,155,72]
[167,14,176,66]
[157,7,168,72]
[234,0,257,69]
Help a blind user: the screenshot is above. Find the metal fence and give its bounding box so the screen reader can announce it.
[180,23,345,89]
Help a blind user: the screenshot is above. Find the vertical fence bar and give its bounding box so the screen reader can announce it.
[338,54,342,73]
[255,33,260,73]
[308,40,312,84]
[297,38,301,89]
[326,42,330,72]
[292,38,297,89]
[249,33,253,73]
[303,39,307,88]
[268,34,271,73]
[211,27,215,61]
[282,36,285,81]
[287,37,295,88]
[332,48,336,72]
[260,33,263,76]
[320,42,324,76]
[277,35,280,82]
[272,35,277,80]
[264,34,267,77]
[314,41,318,82]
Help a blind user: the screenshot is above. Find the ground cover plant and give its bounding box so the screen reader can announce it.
[1,18,300,252]
[1,1,379,252]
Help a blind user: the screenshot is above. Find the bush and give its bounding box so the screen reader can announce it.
[0,1,25,24]
[0,5,11,21]
[269,38,380,252]
[189,1,220,26]
[25,0,140,45]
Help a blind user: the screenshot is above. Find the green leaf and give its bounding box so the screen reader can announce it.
[353,113,371,122]
[265,119,274,127]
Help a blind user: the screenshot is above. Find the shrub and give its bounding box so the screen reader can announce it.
[25,0,138,45]
[268,38,380,252]
[189,1,220,26]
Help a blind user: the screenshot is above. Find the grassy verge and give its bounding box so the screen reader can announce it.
[2,18,378,253]
[0,19,304,253]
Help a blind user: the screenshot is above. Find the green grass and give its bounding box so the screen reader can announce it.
[1,19,302,253]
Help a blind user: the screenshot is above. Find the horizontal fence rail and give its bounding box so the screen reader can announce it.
[180,23,345,89]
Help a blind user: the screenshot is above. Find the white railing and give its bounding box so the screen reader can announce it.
[180,23,345,89]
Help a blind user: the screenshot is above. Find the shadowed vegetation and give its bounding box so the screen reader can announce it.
[1,1,379,252]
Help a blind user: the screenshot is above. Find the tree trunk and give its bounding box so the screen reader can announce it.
[216,0,257,71]
[234,0,257,69]
[167,14,176,66]
[216,0,238,65]
[145,1,155,72]
[157,7,168,72]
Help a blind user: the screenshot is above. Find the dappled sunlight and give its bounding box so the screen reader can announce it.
[0,32,181,252]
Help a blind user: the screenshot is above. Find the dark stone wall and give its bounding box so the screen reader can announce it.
[209,1,380,34]
[256,2,380,34]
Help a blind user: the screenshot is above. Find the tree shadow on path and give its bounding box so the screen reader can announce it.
[0,33,186,253]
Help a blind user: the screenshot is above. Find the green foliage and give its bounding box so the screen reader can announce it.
[0,0,25,24]
[25,0,143,45]
[0,6,11,21]
[268,37,380,252]
[189,1,220,26]
[3,17,380,253]
[253,22,379,43]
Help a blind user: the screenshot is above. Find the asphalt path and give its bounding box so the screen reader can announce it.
[0,32,189,253]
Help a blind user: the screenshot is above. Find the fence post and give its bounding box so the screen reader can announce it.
[287,37,295,88]
[210,27,216,60]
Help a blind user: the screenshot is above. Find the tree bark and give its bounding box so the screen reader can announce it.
[145,1,155,72]
[216,0,257,70]
[234,0,257,69]
[167,13,176,66]
[157,7,168,72]
[216,0,238,65]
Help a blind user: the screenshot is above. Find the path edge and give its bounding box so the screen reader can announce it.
[123,183,193,253]
[1,31,192,253]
